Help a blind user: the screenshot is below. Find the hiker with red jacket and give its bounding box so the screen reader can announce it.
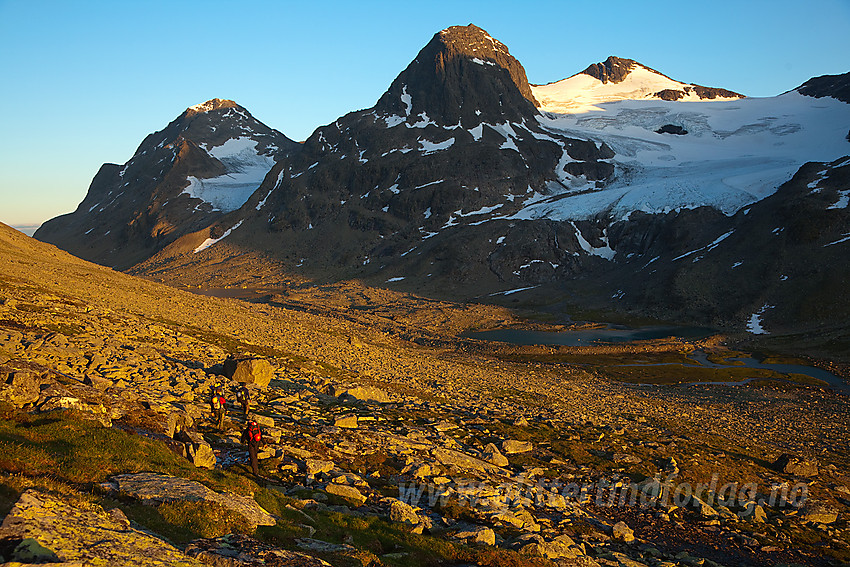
[210,384,226,431]
[241,419,263,476]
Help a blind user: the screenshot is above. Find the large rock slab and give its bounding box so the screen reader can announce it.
[186,534,331,566]
[325,484,366,505]
[432,447,504,474]
[333,385,390,404]
[0,490,204,566]
[103,473,275,528]
[772,453,819,477]
[223,357,274,388]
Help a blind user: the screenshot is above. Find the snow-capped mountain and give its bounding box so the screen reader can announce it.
[532,56,743,113]
[35,99,298,268]
[36,25,850,341]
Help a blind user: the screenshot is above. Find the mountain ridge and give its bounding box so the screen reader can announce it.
[33,25,850,347]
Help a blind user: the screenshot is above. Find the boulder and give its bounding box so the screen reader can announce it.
[165,411,194,439]
[334,415,358,429]
[501,439,533,454]
[305,459,335,476]
[0,367,42,406]
[325,484,366,506]
[188,442,216,469]
[612,521,635,542]
[453,525,496,546]
[482,443,509,466]
[223,357,273,388]
[388,499,420,525]
[772,453,819,477]
[249,413,275,428]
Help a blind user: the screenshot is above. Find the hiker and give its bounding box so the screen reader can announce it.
[236,384,251,416]
[241,419,263,476]
[210,384,226,430]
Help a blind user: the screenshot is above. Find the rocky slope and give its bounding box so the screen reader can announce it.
[3,221,850,566]
[35,98,298,269]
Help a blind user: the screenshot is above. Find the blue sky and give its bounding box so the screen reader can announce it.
[1,0,848,226]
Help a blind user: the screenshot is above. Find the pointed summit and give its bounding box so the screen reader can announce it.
[580,56,639,84]
[375,24,538,127]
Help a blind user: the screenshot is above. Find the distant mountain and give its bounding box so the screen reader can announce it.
[532,56,744,113]
[36,25,850,347]
[35,99,298,269]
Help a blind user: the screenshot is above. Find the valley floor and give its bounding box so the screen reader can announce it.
[0,225,849,566]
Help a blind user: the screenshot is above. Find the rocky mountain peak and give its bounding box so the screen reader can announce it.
[374,24,538,127]
[184,98,240,117]
[580,56,639,84]
[796,70,850,104]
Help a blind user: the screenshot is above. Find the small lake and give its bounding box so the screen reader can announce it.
[467,328,850,395]
[465,326,715,346]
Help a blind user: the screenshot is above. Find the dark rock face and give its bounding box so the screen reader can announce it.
[797,71,850,104]
[35,100,298,269]
[375,24,539,128]
[580,56,637,84]
[656,124,688,135]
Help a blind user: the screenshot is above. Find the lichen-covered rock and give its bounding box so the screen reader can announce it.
[388,499,420,525]
[104,473,275,528]
[0,490,205,566]
[324,484,366,505]
[186,534,331,566]
[0,367,42,406]
[305,459,335,476]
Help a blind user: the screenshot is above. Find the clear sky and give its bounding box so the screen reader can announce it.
[1,0,848,227]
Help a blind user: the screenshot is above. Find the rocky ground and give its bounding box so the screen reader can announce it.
[0,223,849,566]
